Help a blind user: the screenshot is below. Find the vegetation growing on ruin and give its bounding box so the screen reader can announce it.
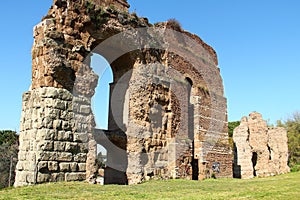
[166,18,182,31]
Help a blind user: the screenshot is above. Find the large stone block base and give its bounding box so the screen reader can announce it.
[15,87,92,186]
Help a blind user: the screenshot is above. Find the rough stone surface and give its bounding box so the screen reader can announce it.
[15,0,232,186]
[233,112,290,179]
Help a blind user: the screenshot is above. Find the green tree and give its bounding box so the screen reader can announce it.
[0,130,19,188]
[277,112,300,171]
[228,121,240,148]
[0,130,18,145]
[228,121,241,138]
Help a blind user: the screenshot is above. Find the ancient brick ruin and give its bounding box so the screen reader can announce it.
[233,112,290,179]
[15,0,232,186]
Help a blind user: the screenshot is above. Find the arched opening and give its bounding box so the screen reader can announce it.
[91,54,113,129]
[90,54,112,184]
[90,52,133,185]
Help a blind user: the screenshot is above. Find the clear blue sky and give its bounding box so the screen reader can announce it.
[0,0,299,131]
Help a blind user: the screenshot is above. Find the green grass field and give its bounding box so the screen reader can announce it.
[1,172,299,200]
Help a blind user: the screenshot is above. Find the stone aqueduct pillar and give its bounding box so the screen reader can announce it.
[15,0,232,186]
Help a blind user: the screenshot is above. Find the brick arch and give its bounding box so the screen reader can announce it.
[15,0,232,187]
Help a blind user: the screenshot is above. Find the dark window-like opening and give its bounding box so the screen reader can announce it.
[192,141,199,180]
[185,77,194,140]
[233,142,241,178]
[267,145,272,160]
[252,152,258,177]
[185,78,198,180]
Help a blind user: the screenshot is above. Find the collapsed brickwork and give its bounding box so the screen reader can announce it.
[233,112,290,179]
[15,0,232,186]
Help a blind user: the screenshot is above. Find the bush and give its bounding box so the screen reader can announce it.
[290,164,300,172]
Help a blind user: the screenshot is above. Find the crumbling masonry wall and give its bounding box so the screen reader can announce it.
[233,112,290,179]
[15,0,232,186]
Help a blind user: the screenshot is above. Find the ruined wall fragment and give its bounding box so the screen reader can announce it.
[233,112,290,179]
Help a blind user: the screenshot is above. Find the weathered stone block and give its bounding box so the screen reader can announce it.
[65,173,86,181]
[14,171,29,186]
[19,141,30,151]
[62,121,72,131]
[54,141,66,151]
[78,143,88,153]
[16,161,24,171]
[38,161,48,172]
[57,152,73,162]
[17,151,27,161]
[73,133,88,143]
[59,89,73,101]
[50,173,65,182]
[44,107,60,120]
[54,99,66,110]
[36,173,51,183]
[28,129,37,139]
[74,153,87,162]
[37,141,54,151]
[32,118,43,129]
[53,119,62,130]
[70,162,78,172]
[78,163,86,172]
[65,142,79,153]
[48,161,58,171]
[36,129,48,141]
[61,110,72,121]
[57,131,70,141]
[46,87,59,98]
[43,117,53,129]
[59,163,70,172]
[36,151,57,161]
[26,172,36,184]
[26,152,37,162]
[80,105,91,115]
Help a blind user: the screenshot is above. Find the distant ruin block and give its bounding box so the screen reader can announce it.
[233,112,290,179]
